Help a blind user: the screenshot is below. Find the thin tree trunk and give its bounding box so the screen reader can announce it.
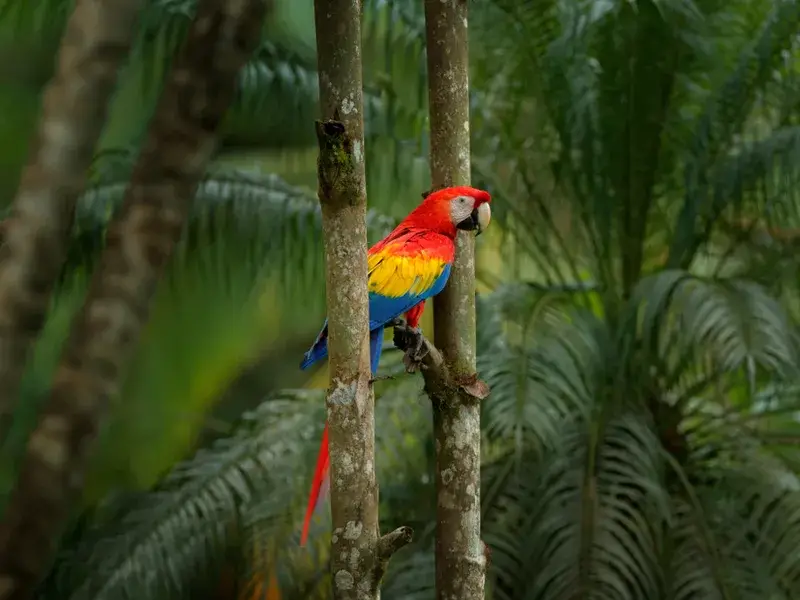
[425,0,487,597]
[0,0,144,447]
[313,1,410,598]
[0,1,267,597]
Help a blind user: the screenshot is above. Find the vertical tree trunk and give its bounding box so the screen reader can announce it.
[0,0,144,447]
[0,1,267,597]
[425,0,486,598]
[313,1,410,598]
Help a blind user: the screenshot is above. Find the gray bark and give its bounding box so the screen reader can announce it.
[313,1,411,598]
[0,1,267,597]
[424,0,487,597]
[0,0,144,447]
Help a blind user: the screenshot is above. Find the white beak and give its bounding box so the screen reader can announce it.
[476,202,491,234]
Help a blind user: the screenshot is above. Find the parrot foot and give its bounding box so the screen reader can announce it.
[386,317,406,329]
[392,323,429,373]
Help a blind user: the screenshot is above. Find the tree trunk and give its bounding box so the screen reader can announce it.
[0,1,267,597]
[312,1,410,598]
[425,0,487,598]
[0,0,144,447]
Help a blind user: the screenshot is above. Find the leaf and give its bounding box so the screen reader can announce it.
[42,393,323,600]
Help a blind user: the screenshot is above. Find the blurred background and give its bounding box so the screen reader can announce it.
[3,0,800,598]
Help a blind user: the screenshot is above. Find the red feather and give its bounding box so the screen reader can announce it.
[300,423,330,546]
[405,302,425,328]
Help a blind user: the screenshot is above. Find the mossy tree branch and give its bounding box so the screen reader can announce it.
[0,1,268,597]
[424,0,487,597]
[0,0,144,449]
[313,1,411,598]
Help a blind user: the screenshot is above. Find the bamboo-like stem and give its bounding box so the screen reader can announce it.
[424,0,487,597]
[313,1,411,598]
[0,1,267,597]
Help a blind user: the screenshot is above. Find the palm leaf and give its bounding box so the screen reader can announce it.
[40,393,322,600]
[483,414,669,600]
[478,284,602,462]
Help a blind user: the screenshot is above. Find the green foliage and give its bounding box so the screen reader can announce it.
[37,271,800,599]
[0,160,399,508]
[38,364,435,600]
[472,0,800,297]
[5,0,800,598]
[39,392,323,600]
[478,277,800,599]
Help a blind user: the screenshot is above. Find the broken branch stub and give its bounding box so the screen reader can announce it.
[392,325,490,409]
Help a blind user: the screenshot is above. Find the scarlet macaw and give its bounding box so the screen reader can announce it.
[299,185,492,545]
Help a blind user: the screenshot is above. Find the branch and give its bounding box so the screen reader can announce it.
[392,326,490,407]
[0,0,143,448]
[0,1,268,597]
[378,526,414,560]
[375,525,414,582]
[424,0,487,597]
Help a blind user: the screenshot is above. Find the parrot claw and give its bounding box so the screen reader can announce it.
[392,323,428,372]
[386,317,407,329]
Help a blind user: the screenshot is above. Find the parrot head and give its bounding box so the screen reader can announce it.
[407,186,492,238]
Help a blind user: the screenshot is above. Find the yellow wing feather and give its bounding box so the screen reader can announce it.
[367,250,446,298]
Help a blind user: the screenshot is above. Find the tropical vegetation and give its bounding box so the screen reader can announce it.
[2,0,800,598]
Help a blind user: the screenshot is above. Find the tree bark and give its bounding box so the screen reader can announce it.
[424,0,487,598]
[313,1,410,598]
[0,0,144,448]
[0,1,267,597]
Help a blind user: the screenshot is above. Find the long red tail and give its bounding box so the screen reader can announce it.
[300,422,330,546]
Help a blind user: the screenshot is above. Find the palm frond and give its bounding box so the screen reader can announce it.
[663,496,726,600]
[633,270,799,382]
[41,392,323,600]
[483,414,669,600]
[663,452,800,600]
[668,0,800,268]
[0,166,399,504]
[713,465,800,598]
[478,284,603,461]
[70,162,395,287]
[41,359,437,600]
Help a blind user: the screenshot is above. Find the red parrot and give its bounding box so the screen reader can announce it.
[298,185,492,545]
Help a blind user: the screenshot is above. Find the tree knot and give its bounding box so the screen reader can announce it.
[315,118,357,206]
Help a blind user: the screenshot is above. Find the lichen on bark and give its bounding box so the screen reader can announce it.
[313,1,411,598]
[0,1,268,597]
[423,0,487,597]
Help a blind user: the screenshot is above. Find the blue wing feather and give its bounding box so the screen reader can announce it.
[367,263,451,328]
[300,263,451,371]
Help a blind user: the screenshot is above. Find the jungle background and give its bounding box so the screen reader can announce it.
[2,0,800,598]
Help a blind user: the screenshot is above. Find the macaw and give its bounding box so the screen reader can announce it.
[298,185,492,545]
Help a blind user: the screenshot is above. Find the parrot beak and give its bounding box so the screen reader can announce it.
[476,202,491,235]
[456,202,492,235]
